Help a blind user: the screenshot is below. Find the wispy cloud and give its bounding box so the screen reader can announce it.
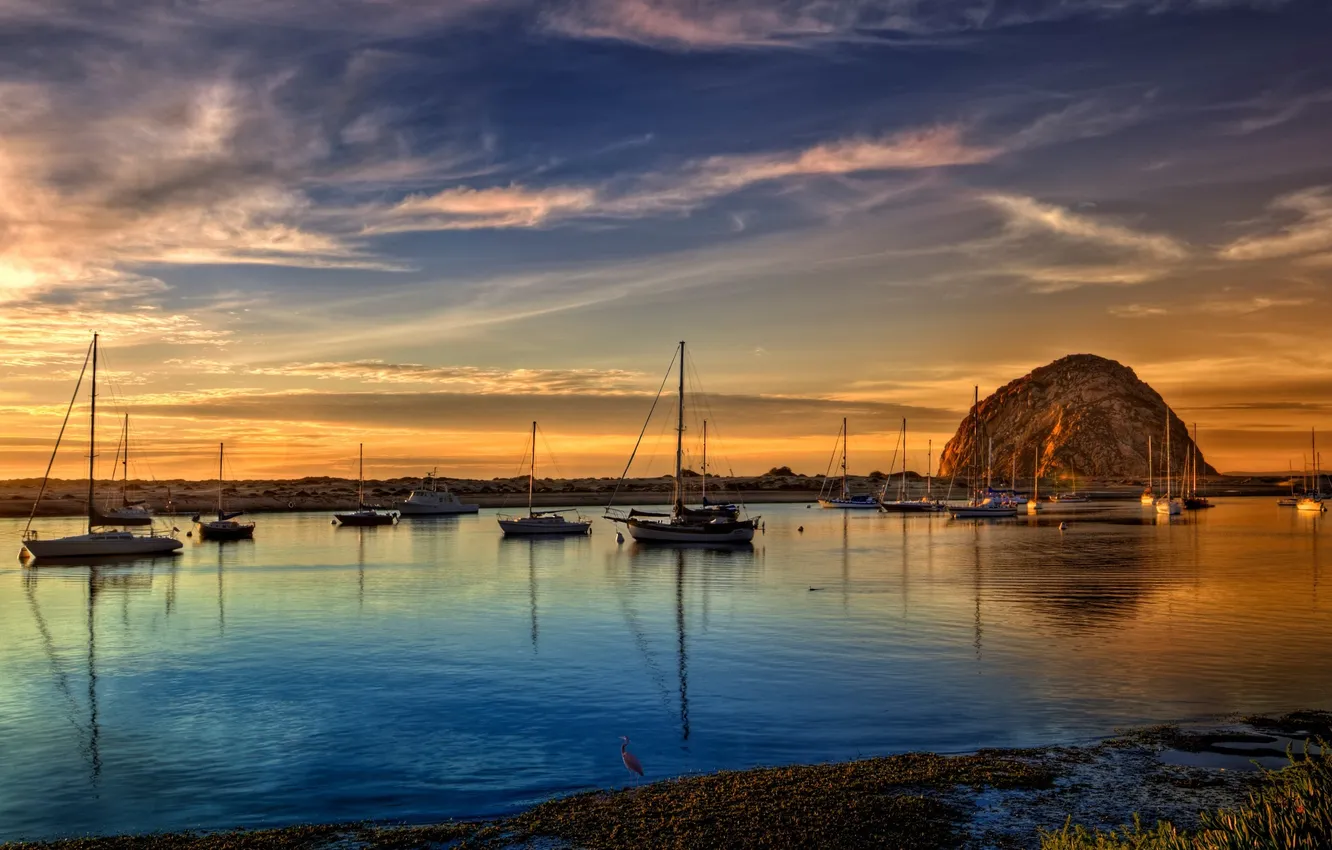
[983,194,1188,260]
[542,0,1292,49]
[375,126,994,232]
[1218,187,1332,261]
[1109,303,1169,318]
[245,360,650,394]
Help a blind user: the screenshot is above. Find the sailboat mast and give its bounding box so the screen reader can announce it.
[88,333,98,534]
[122,414,129,503]
[702,420,707,503]
[927,439,933,499]
[529,421,537,515]
[1033,447,1039,502]
[675,341,685,512]
[358,443,364,507]
[841,417,848,501]
[1148,435,1152,492]
[901,418,908,501]
[217,442,224,515]
[1165,411,1171,500]
[971,387,979,503]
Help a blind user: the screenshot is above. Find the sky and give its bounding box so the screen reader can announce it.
[1,0,1331,482]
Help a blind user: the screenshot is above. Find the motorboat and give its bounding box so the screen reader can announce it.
[396,472,479,516]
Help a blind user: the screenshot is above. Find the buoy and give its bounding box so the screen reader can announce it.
[797,526,804,533]
[331,519,337,525]
[616,531,625,544]
[186,531,192,538]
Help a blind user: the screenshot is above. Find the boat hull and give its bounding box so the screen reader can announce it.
[950,506,1018,519]
[1155,499,1183,515]
[625,518,757,543]
[817,499,880,510]
[498,518,591,535]
[23,531,182,560]
[198,521,256,541]
[879,501,945,513]
[397,503,480,516]
[335,512,397,526]
[1296,499,1327,513]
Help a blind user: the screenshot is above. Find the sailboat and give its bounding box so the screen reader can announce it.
[196,443,255,540]
[1155,409,1182,515]
[1297,428,1326,513]
[21,334,183,560]
[951,387,1018,518]
[396,470,479,516]
[1278,460,1299,507]
[605,342,762,543]
[1026,447,1041,513]
[1140,435,1156,506]
[694,420,740,519]
[498,421,592,536]
[96,414,154,526]
[334,444,398,526]
[1048,461,1089,503]
[1183,424,1213,510]
[879,419,945,512]
[817,418,880,509]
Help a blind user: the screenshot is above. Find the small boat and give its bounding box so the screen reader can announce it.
[1154,407,1182,515]
[950,387,1017,519]
[396,471,479,516]
[1296,429,1327,513]
[818,418,882,509]
[1182,424,1214,510]
[879,421,946,513]
[21,334,182,560]
[335,444,398,526]
[498,421,591,536]
[196,443,255,541]
[1140,435,1155,505]
[1027,447,1042,513]
[93,415,155,526]
[605,342,761,543]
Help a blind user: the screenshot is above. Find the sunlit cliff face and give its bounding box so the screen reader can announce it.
[1,1,1329,480]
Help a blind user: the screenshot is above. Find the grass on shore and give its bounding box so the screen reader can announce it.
[1040,738,1331,850]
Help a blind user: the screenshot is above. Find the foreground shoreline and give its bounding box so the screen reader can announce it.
[5,711,1327,850]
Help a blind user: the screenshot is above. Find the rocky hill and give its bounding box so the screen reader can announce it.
[938,354,1217,482]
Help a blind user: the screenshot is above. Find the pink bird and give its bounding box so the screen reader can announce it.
[620,736,644,782]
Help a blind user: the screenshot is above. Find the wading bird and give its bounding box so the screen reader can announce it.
[620,736,644,782]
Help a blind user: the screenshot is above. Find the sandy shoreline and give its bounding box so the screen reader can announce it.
[2,710,1326,849]
[0,474,1300,519]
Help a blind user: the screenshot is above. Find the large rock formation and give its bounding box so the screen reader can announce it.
[938,354,1217,482]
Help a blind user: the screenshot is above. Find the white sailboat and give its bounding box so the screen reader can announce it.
[1155,409,1182,515]
[334,444,398,526]
[21,334,182,560]
[818,418,880,509]
[952,387,1018,519]
[97,414,154,526]
[1140,435,1155,506]
[396,470,480,516]
[1048,461,1089,503]
[196,443,256,541]
[1026,447,1041,514]
[605,342,761,543]
[1297,428,1326,513]
[498,421,592,536]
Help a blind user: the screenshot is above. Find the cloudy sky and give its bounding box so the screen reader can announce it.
[1,0,1330,481]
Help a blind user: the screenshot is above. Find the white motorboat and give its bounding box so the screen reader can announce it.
[397,471,480,515]
[20,333,182,561]
[499,421,591,537]
[605,342,760,544]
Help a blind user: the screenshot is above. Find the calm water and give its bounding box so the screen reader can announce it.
[1,501,1328,841]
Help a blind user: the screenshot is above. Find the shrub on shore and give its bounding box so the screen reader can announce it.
[1041,740,1331,850]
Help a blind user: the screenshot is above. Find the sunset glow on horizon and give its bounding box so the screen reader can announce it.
[2,1,1330,481]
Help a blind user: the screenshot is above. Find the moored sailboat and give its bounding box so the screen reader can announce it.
[951,387,1017,519]
[1183,424,1213,510]
[498,421,592,536]
[1296,428,1326,513]
[818,418,880,509]
[605,342,761,543]
[1155,409,1182,515]
[21,334,182,560]
[96,414,154,526]
[334,444,398,526]
[196,443,256,541]
[1140,435,1155,506]
[879,419,945,513]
